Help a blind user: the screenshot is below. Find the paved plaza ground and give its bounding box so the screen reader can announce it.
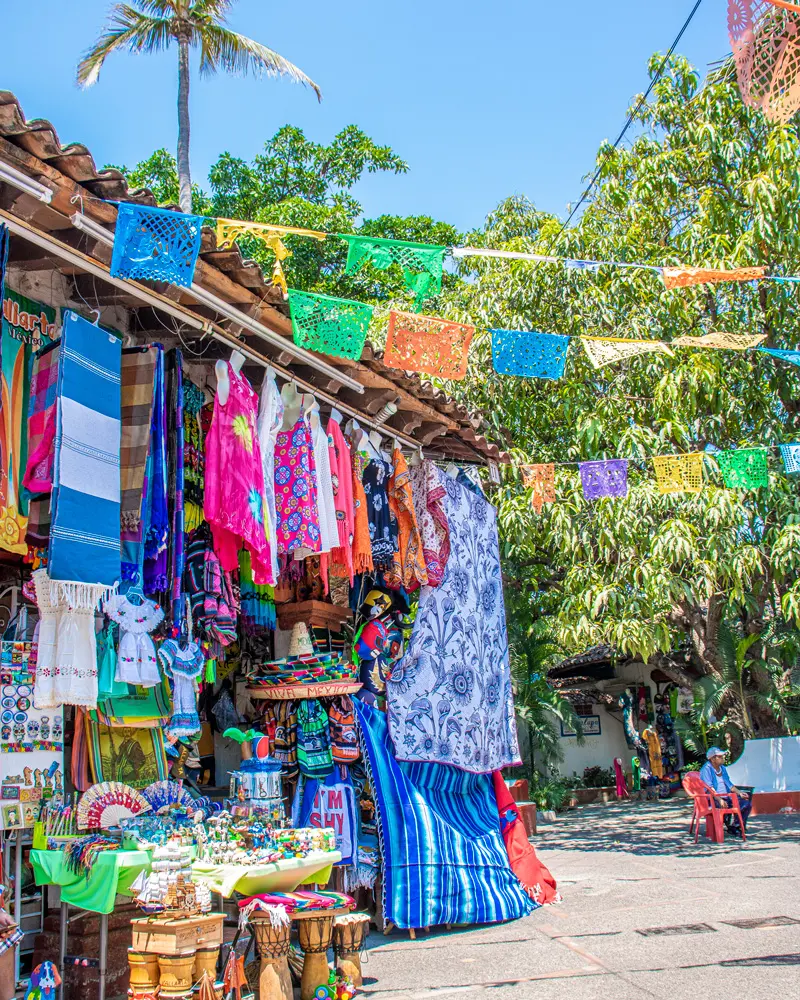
[360,799,800,1000]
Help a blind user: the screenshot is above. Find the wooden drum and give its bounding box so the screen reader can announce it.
[297,914,334,1000]
[249,915,293,1000]
[333,914,369,987]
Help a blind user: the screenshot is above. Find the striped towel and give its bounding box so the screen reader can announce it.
[120,346,156,531]
[48,311,121,586]
[354,698,534,930]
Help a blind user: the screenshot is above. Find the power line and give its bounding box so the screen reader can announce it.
[547,0,705,251]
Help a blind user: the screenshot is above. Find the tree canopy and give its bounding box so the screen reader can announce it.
[445,55,800,736]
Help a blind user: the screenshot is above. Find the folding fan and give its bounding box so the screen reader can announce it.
[141,779,196,814]
[76,782,152,830]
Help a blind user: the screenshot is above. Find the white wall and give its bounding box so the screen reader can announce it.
[544,704,633,780]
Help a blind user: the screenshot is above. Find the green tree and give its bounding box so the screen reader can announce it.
[78,0,320,213]
[446,55,800,737]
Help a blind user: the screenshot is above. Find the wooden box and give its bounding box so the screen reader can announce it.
[130,913,224,956]
[276,600,352,631]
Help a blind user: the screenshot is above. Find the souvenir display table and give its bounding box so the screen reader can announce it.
[191,850,341,897]
[30,848,151,914]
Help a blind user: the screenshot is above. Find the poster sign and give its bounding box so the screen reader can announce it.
[561,715,601,737]
[0,640,64,828]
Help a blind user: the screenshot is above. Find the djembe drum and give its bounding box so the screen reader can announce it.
[332,914,369,987]
[249,914,293,1000]
[297,914,334,1000]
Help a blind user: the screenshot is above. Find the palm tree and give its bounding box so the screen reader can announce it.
[78,1,321,213]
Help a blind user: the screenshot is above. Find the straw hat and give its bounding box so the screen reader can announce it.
[288,621,314,658]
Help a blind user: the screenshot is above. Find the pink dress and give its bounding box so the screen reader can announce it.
[274,416,321,556]
[204,363,273,585]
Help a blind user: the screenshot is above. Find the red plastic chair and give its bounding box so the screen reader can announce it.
[682,772,722,843]
[708,787,747,842]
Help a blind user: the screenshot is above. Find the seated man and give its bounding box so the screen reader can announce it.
[699,747,752,837]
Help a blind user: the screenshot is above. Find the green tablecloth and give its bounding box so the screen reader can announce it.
[31,848,151,914]
[191,851,341,897]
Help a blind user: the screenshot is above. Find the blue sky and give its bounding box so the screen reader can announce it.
[2,1,728,233]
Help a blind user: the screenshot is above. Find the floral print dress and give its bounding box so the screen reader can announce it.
[204,363,273,585]
[274,416,321,556]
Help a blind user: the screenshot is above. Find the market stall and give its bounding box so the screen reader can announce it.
[0,90,551,1000]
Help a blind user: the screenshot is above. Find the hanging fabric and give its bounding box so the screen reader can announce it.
[613,759,630,799]
[661,264,767,289]
[716,446,769,489]
[672,332,767,350]
[256,368,284,583]
[578,459,628,500]
[652,453,704,494]
[327,415,355,583]
[287,288,373,360]
[48,311,121,586]
[110,203,204,287]
[779,443,800,473]
[385,447,428,590]
[238,549,276,631]
[492,772,560,903]
[183,378,206,534]
[409,460,449,585]
[383,310,474,380]
[119,346,157,533]
[490,330,570,379]
[521,464,556,514]
[296,700,334,779]
[362,456,397,570]
[350,449,374,576]
[729,0,800,123]
[22,340,60,495]
[143,346,169,594]
[581,337,673,369]
[166,349,185,627]
[216,220,327,296]
[354,699,534,930]
[759,346,800,367]
[387,471,521,774]
[273,410,321,558]
[338,234,446,308]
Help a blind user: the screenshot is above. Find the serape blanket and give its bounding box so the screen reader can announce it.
[144,345,168,592]
[48,311,121,586]
[22,339,60,494]
[354,699,534,930]
[120,346,156,530]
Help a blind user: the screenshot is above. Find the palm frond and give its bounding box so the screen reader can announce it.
[77,6,173,86]
[197,25,322,100]
[189,0,235,17]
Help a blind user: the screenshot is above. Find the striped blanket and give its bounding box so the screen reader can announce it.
[49,311,121,586]
[354,698,535,930]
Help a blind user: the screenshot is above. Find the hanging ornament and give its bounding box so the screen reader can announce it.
[215,220,327,297]
[662,264,767,289]
[490,330,570,378]
[672,332,767,350]
[716,447,769,489]
[110,204,204,287]
[579,460,629,500]
[581,337,673,369]
[338,234,446,308]
[287,289,374,360]
[652,453,705,494]
[779,443,800,473]
[521,464,556,513]
[729,0,800,123]
[384,310,474,380]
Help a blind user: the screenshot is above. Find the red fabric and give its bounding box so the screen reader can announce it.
[492,772,559,904]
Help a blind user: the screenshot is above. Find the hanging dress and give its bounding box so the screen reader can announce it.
[409,461,450,586]
[204,362,273,585]
[362,457,398,570]
[350,450,373,575]
[305,398,339,555]
[256,369,284,585]
[104,593,164,688]
[327,416,355,583]
[273,415,321,557]
[158,638,204,738]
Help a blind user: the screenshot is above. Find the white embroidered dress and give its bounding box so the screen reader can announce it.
[104,594,164,687]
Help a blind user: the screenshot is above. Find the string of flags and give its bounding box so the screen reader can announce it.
[519,443,800,513]
[103,202,800,383]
